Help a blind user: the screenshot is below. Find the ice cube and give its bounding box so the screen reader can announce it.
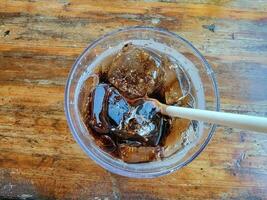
[119,144,162,163]
[107,87,130,126]
[108,43,164,99]
[161,57,191,105]
[162,118,191,157]
[79,74,99,121]
[135,100,159,119]
[88,84,110,133]
[117,100,163,146]
[96,135,117,153]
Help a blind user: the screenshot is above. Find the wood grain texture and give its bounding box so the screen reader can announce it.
[1,0,267,199]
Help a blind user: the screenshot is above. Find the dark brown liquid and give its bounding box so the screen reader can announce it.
[82,44,191,163]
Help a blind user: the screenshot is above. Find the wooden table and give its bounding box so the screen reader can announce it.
[1,0,267,199]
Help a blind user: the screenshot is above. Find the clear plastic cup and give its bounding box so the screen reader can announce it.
[64,27,220,178]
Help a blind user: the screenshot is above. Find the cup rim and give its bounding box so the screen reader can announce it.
[64,26,220,178]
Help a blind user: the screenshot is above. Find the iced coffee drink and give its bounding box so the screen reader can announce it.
[79,43,197,163]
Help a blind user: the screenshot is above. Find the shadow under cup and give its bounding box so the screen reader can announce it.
[64,27,220,178]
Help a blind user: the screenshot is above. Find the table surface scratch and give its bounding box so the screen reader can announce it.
[0,0,267,199]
